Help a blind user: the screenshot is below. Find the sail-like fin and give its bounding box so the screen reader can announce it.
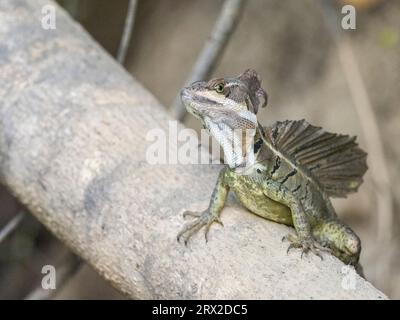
[265,120,368,198]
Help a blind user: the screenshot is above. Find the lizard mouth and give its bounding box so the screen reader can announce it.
[180,88,204,120]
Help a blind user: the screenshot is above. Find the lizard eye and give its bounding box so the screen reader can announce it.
[215,83,225,93]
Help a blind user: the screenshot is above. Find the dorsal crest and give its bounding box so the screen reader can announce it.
[263,120,368,198]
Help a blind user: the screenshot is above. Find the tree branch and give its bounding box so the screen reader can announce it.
[0,0,385,299]
[116,0,138,64]
[0,211,25,244]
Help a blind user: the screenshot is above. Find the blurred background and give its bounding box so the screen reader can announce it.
[1,0,399,299]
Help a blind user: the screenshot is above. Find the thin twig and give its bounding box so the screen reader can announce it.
[117,0,138,64]
[173,0,247,121]
[0,211,25,244]
[318,0,393,291]
[25,252,82,300]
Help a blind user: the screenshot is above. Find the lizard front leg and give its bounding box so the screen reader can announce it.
[261,179,329,259]
[177,167,229,245]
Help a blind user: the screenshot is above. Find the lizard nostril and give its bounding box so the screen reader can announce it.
[181,88,191,99]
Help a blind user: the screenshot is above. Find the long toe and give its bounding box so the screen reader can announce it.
[177,218,205,243]
[182,210,202,219]
[177,210,222,245]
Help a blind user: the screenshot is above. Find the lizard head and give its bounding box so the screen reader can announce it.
[181,69,268,168]
[181,69,268,122]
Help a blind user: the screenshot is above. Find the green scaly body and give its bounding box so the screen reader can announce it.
[177,69,367,270]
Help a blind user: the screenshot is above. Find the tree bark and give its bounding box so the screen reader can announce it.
[0,0,386,299]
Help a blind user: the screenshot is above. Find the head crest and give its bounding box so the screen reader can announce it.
[238,69,268,114]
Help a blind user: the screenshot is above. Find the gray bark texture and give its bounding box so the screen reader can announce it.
[0,0,386,299]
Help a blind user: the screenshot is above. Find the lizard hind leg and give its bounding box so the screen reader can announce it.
[312,219,361,266]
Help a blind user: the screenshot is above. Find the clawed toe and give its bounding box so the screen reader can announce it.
[286,242,300,254]
[182,210,202,219]
[305,246,323,260]
[177,210,222,245]
[282,234,296,243]
[283,233,330,261]
[177,219,204,245]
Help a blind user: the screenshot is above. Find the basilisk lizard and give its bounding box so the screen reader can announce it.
[177,69,368,268]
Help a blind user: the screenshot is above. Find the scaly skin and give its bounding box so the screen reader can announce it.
[177,69,365,270]
[178,166,360,265]
[177,168,229,244]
